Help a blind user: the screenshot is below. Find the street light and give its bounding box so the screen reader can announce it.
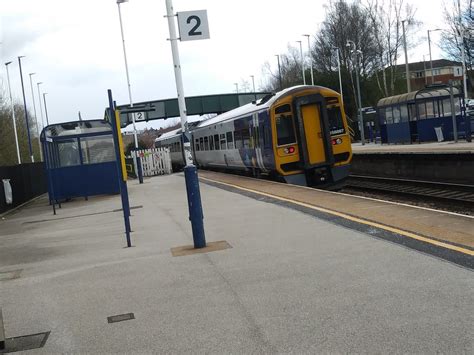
[43,93,50,126]
[18,56,34,162]
[36,82,45,129]
[428,28,442,84]
[5,61,21,164]
[401,20,411,92]
[303,34,314,85]
[332,47,344,106]
[250,75,256,100]
[234,83,239,93]
[28,72,42,160]
[116,0,143,183]
[275,54,282,90]
[346,40,365,145]
[296,40,305,85]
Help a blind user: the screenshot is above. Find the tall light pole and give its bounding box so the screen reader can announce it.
[296,40,305,85]
[303,34,314,85]
[428,28,441,84]
[37,82,45,129]
[5,61,21,164]
[401,20,411,92]
[234,83,239,93]
[250,75,256,100]
[333,47,344,106]
[116,0,143,183]
[43,93,50,126]
[18,56,34,162]
[347,40,365,145]
[422,55,428,86]
[275,54,282,90]
[456,0,468,101]
[29,72,42,160]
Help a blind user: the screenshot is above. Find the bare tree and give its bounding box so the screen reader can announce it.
[440,0,473,94]
[366,0,419,96]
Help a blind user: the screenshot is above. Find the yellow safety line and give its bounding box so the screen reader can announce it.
[200,177,474,256]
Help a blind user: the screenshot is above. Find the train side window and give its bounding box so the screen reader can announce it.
[195,139,200,151]
[204,136,209,150]
[275,114,296,146]
[214,134,220,150]
[234,130,242,149]
[209,135,214,150]
[177,141,181,151]
[242,129,250,149]
[199,137,204,150]
[220,133,226,149]
[226,132,233,149]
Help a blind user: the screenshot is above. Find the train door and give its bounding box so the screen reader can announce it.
[294,94,333,168]
[252,112,267,172]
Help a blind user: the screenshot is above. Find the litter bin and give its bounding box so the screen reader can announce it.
[2,179,12,205]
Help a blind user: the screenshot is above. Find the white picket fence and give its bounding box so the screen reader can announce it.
[131,148,172,177]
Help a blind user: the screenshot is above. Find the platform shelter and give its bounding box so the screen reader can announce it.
[376,85,470,144]
[40,120,120,201]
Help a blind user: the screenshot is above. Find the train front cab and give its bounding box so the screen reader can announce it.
[271,88,352,188]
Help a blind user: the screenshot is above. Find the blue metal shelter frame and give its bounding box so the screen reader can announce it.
[40,120,120,202]
[376,85,470,143]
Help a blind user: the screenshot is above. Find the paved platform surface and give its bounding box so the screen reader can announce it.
[0,174,473,353]
[352,141,474,153]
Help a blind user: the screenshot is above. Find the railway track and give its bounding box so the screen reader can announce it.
[345,175,474,205]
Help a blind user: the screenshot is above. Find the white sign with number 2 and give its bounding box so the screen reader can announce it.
[177,10,210,41]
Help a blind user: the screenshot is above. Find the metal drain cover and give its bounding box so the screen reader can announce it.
[0,331,50,353]
[107,313,135,324]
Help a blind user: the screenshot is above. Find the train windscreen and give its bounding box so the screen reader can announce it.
[326,100,345,136]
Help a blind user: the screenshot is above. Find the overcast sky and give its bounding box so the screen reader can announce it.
[0,0,448,131]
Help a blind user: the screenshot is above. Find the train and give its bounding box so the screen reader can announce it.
[155,85,352,189]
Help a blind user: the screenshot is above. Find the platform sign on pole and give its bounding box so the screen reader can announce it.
[177,10,210,41]
[165,0,207,249]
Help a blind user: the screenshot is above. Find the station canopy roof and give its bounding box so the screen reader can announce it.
[41,120,111,141]
[377,86,460,108]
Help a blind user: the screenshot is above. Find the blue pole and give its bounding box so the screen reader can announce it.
[184,165,206,248]
[108,89,132,247]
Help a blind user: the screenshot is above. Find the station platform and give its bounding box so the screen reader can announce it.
[352,141,474,154]
[0,173,472,353]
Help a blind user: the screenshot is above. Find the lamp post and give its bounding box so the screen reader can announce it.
[428,28,441,84]
[303,34,314,85]
[116,0,143,183]
[234,83,239,93]
[333,47,344,106]
[347,40,365,145]
[28,72,42,160]
[296,40,305,85]
[37,82,45,129]
[5,61,21,164]
[18,56,34,162]
[401,20,411,92]
[275,54,282,90]
[250,75,256,100]
[43,93,50,126]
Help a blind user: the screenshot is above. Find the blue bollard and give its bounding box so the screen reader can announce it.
[184,165,206,248]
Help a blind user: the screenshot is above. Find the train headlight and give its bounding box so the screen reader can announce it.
[284,146,296,154]
[331,138,343,145]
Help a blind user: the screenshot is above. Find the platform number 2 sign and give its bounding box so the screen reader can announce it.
[177,10,210,41]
